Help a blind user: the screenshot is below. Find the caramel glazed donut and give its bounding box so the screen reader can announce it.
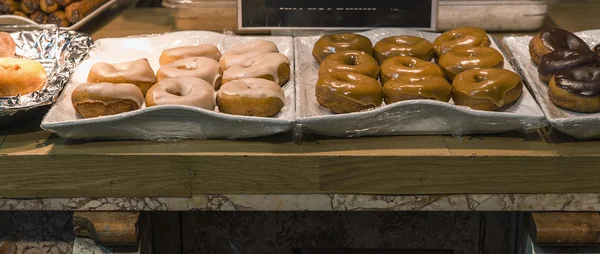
[374,35,435,63]
[159,44,222,66]
[156,57,222,89]
[88,58,157,95]
[452,68,523,111]
[380,56,444,84]
[316,72,382,114]
[71,82,144,118]
[146,77,216,110]
[312,33,373,63]
[318,50,380,79]
[220,40,279,71]
[529,28,590,65]
[549,67,600,113]
[217,78,285,117]
[222,53,291,87]
[433,27,491,58]
[0,57,47,97]
[383,75,452,104]
[438,46,504,81]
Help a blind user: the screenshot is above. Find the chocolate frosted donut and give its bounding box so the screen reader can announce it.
[319,50,380,79]
[373,35,434,63]
[312,34,373,64]
[529,28,590,65]
[549,67,600,113]
[594,44,600,56]
[538,50,599,83]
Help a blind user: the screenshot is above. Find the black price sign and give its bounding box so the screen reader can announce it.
[239,0,437,30]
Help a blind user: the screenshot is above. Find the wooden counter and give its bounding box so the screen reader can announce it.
[1,2,600,199]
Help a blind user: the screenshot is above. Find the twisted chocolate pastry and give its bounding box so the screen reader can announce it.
[48,10,70,27]
[30,11,48,24]
[20,0,40,14]
[41,0,60,13]
[0,0,18,14]
[55,0,76,7]
[65,0,109,23]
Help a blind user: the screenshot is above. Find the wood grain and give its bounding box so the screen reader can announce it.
[531,212,600,245]
[73,212,140,246]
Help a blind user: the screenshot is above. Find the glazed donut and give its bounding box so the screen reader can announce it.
[220,40,279,70]
[529,28,590,65]
[438,46,504,81]
[312,34,373,64]
[0,32,16,57]
[549,67,600,113]
[538,50,599,83]
[88,58,157,96]
[433,27,491,58]
[316,72,382,114]
[383,75,452,104]
[373,35,435,63]
[318,50,379,79]
[452,68,523,111]
[71,82,144,118]
[146,77,215,110]
[216,78,285,117]
[159,44,222,66]
[380,56,445,84]
[222,53,290,87]
[0,58,47,97]
[156,57,222,89]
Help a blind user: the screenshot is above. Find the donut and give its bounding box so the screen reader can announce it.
[220,40,279,71]
[145,77,215,110]
[312,34,373,64]
[216,78,285,117]
[373,35,435,63]
[159,44,222,66]
[318,50,379,79]
[71,82,144,118]
[538,50,599,83]
[156,57,222,89]
[0,32,16,57]
[222,53,290,87]
[0,58,47,97]
[380,56,445,84]
[529,28,590,65]
[88,58,156,96]
[452,68,523,111]
[383,75,452,104]
[438,46,504,81]
[549,67,600,113]
[316,72,382,114]
[433,27,491,58]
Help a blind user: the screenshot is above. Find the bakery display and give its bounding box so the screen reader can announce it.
[318,50,379,79]
[312,34,373,63]
[373,35,435,63]
[380,56,444,84]
[549,67,600,113]
[0,57,47,97]
[159,44,222,66]
[537,50,599,83]
[433,27,491,58]
[315,72,382,114]
[220,40,278,70]
[87,58,156,95]
[145,77,216,110]
[0,32,16,57]
[383,75,452,104]
[71,82,144,118]
[452,68,523,111]
[156,57,222,88]
[222,52,290,87]
[0,0,109,27]
[528,28,590,65]
[438,46,504,81]
[217,78,285,117]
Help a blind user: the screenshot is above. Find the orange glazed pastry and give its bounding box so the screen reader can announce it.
[373,35,435,63]
[452,68,523,111]
[433,27,491,58]
[380,56,444,84]
[316,72,382,114]
[438,46,504,81]
[383,75,452,104]
[312,34,373,63]
[318,50,379,79]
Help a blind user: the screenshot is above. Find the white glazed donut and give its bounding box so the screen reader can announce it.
[156,57,222,89]
[87,58,157,95]
[216,78,285,117]
[145,77,216,110]
[222,53,291,87]
[71,82,145,118]
[159,44,222,66]
[220,40,279,70]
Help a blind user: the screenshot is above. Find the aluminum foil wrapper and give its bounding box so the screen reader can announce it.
[0,25,93,116]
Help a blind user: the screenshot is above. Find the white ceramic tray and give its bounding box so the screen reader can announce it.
[0,0,118,30]
[295,28,546,137]
[41,31,295,140]
[504,30,600,139]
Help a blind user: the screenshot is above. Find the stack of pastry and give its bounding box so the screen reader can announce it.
[528,28,600,113]
[71,40,291,118]
[0,32,48,97]
[312,27,523,113]
[0,0,109,27]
